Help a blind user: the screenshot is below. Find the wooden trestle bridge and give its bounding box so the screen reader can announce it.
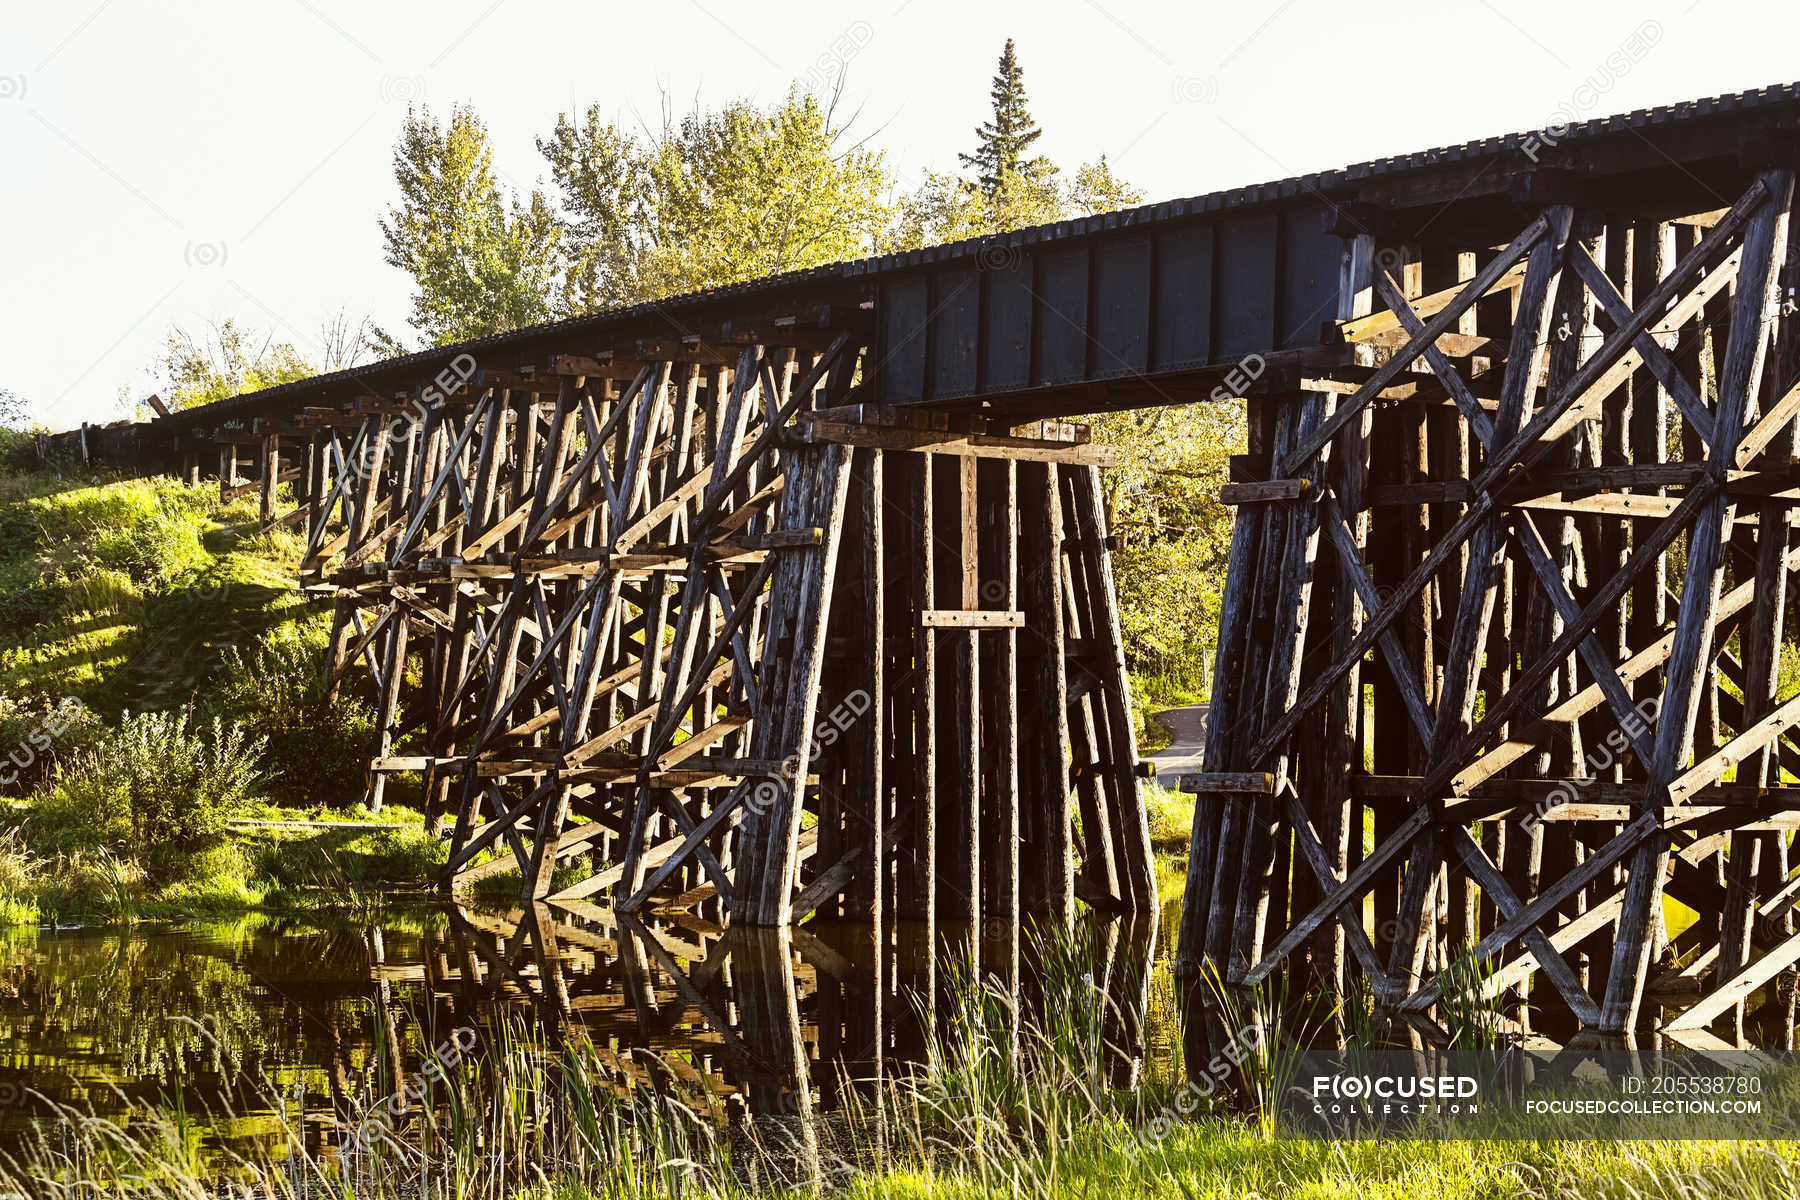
[61,80,1800,1041]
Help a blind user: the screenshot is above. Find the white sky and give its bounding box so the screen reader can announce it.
[4,0,1796,428]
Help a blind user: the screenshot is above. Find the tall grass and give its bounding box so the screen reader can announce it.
[4,922,1800,1199]
[0,829,41,925]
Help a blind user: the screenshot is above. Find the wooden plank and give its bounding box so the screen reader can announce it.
[1605,170,1793,1034]
[1473,179,1769,495]
[1282,789,1395,994]
[1244,806,1432,985]
[1446,827,1602,1025]
[919,608,1024,628]
[1402,812,1658,1011]
[1665,924,1800,1030]
[798,418,1117,465]
[1179,772,1275,794]
[1338,260,1525,345]
[1220,480,1309,504]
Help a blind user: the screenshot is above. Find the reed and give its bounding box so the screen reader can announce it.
[2,921,1798,1200]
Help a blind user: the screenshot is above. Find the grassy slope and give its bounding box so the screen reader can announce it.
[0,470,442,925]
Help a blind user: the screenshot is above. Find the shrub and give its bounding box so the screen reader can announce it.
[0,694,103,796]
[207,625,375,810]
[0,429,41,475]
[29,711,265,876]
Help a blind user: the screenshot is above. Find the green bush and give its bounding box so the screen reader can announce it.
[0,429,40,474]
[206,624,375,809]
[29,711,265,877]
[0,694,103,795]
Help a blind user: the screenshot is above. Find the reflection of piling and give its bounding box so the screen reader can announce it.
[415,896,1157,1176]
[722,926,820,1190]
[366,927,405,1098]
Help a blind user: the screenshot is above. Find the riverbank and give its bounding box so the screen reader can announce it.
[0,804,443,926]
[0,469,447,925]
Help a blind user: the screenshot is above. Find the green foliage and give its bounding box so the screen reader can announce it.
[888,155,1140,251]
[1779,641,1800,707]
[960,38,1048,193]
[205,621,377,810]
[540,89,893,310]
[247,821,446,904]
[0,387,28,430]
[0,427,39,474]
[0,477,208,643]
[891,38,1137,250]
[156,319,316,411]
[381,104,563,345]
[0,695,103,795]
[0,831,42,925]
[0,475,443,923]
[1142,782,1195,852]
[28,711,264,875]
[87,500,210,586]
[1093,402,1244,689]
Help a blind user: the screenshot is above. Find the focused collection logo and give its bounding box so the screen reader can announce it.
[1309,1071,1482,1117]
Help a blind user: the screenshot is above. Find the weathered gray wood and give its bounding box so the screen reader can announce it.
[1446,826,1601,1025]
[1282,214,1552,475]
[1604,170,1795,1034]
[1180,772,1275,794]
[736,442,856,924]
[1403,812,1658,1012]
[1474,178,1769,496]
[1245,806,1432,986]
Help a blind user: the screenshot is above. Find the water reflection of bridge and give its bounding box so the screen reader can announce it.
[401,904,1160,1125]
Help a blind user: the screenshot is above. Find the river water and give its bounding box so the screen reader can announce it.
[0,904,1166,1174]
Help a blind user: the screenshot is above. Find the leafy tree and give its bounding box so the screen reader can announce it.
[960,39,1049,194]
[0,389,29,431]
[540,88,892,311]
[906,44,1232,695]
[1066,156,1140,216]
[155,319,315,412]
[887,164,1061,249]
[380,105,562,345]
[1092,402,1244,692]
[886,155,1138,250]
[0,388,38,473]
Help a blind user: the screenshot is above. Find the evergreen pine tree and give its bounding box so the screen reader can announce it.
[959,39,1049,194]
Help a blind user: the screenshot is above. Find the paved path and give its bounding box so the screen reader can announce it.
[1146,702,1209,780]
